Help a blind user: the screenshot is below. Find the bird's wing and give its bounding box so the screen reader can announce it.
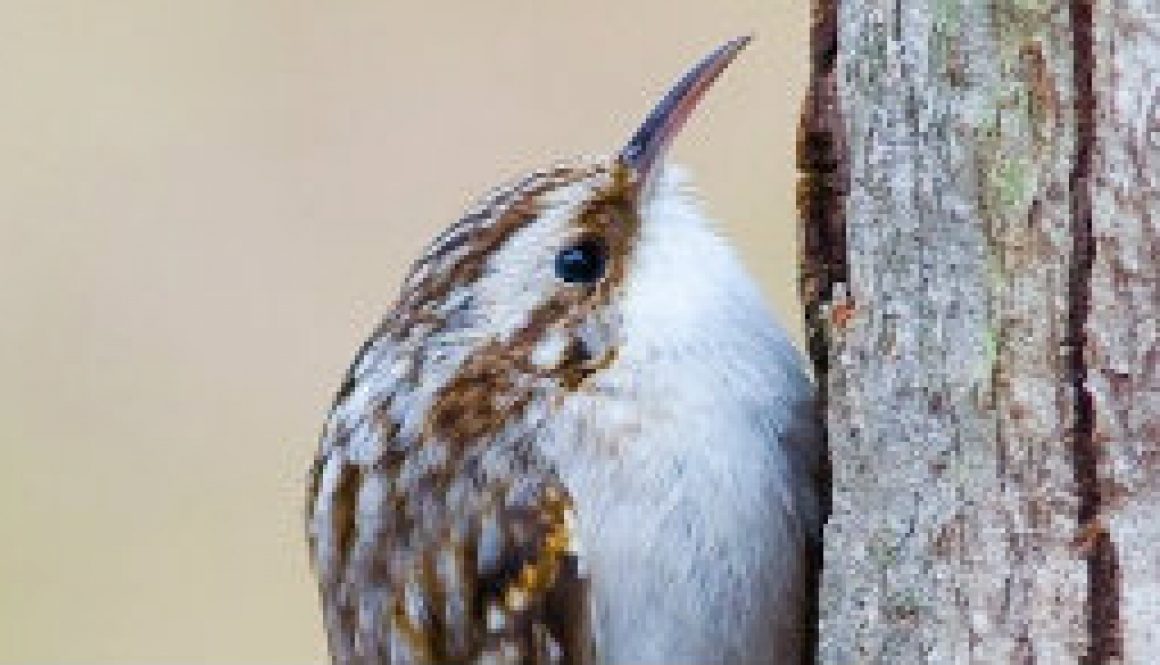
[307,383,591,665]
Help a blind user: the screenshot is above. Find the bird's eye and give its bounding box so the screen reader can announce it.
[554,237,608,284]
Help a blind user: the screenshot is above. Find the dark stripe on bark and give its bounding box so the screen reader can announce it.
[797,0,850,379]
[1068,1,1123,662]
[796,0,844,662]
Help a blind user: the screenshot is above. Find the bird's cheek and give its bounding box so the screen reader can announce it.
[530,330,571,370]
[574,317,616,367]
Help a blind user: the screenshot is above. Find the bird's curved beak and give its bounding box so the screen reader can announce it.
[619,36,751,198]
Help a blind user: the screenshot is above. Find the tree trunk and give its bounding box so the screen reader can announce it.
[798,1,1158,663]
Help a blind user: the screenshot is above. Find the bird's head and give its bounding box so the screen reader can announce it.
[335,37,778,452]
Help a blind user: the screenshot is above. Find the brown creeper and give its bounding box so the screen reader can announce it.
[306,37,824,665]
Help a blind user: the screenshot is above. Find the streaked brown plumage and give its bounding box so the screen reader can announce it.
[308,162,628,664]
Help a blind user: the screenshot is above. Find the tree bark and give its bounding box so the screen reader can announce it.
[798,1,1158,663]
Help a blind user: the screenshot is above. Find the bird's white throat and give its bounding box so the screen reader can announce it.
[539,166,818,664]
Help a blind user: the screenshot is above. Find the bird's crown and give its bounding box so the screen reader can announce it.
[325,36,752,440]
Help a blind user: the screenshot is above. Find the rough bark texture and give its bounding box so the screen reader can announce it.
[1088,0,1160,660]
[798,0,1157,663]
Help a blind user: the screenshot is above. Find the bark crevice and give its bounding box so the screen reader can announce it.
[1067,1,1123,662]
[797,0,849,385]
[796,0,845,662]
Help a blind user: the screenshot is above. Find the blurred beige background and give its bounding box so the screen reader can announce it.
[0,1,808,662]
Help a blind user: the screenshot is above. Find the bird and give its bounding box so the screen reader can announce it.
[306,36,825,665]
